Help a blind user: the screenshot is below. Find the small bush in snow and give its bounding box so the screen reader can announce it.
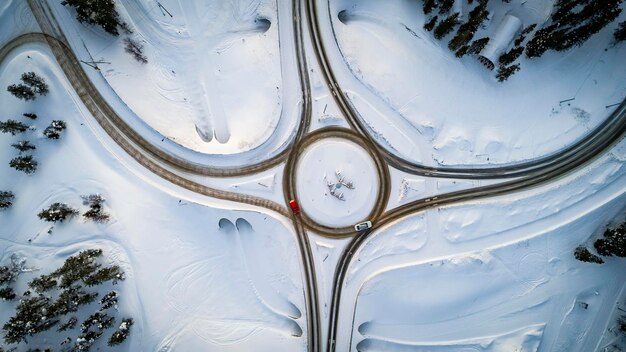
[43,120,67,139]
[11,140,36,153]
[0,120,29,135]
[0,191,15,209]
[37,202,79,223]
[594,223,626,257]
[123,38,148,64]
[9,155,38,174]
[82,194,110,222]
[108,318,133,346]
[574,246,604,264]
[0,287,16,300]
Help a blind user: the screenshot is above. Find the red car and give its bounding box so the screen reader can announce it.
[289,199,300,215]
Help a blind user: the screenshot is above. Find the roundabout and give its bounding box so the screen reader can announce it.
[284,127,391,237]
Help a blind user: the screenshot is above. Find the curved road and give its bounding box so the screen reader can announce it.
[28,0,310,178]
[306,0,626,180]
[8,1,626,352]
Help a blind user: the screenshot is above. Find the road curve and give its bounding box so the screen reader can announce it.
[324,101,626,352]
[27,0,310,178]
[306,0,626,180]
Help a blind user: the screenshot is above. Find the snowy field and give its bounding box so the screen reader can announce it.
[332,136,626,351]
[325,0,626,166]
[0,41,306,351]
[1,0,625,351]
[46,0,303,158]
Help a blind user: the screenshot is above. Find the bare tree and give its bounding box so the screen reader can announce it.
[123,38,148,64]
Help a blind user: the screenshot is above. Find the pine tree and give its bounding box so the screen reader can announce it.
[65,0,121,36]
[423,0,437,15]
[3,296,59,344]
[99,291,118,310]
[11,140,36,153]
[574,246,604,264]
[594,224,626,257]
[20,72,48,95]
[84,266,124,286]
[448,2,489,51]
[37,203,79,223]
[43,120,67,139]
[0,191,15,209]
[50,284,98,316]
[467,37,489,55]
[0,287,16,300]
[0,120,29,135]
[29,274,58,293]
[52,249,102,288]
[424,16,438,32]
[7,84,35,100]
[108,318,133,346]
[615,21,626,43]
[9,155,37,174]
[498,46,524,66]
[434,13,459,40]
[496,64,520,82]
[438,0,455,15]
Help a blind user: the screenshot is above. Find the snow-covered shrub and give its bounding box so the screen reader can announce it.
[37,202,79,223]
[9,155,37,174]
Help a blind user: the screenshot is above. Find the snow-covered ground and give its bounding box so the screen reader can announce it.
[0,41,306,351]
[296,138,379,227]
[330,136,626,351]
[2,0,626,351]
[46,0,303,158]
[324,0,626,166]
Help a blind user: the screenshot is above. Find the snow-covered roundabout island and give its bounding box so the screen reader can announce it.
[295,137,380,228]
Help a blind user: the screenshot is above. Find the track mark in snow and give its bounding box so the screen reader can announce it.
[356,324,545,352]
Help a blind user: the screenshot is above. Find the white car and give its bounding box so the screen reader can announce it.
[354,221,372,231]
